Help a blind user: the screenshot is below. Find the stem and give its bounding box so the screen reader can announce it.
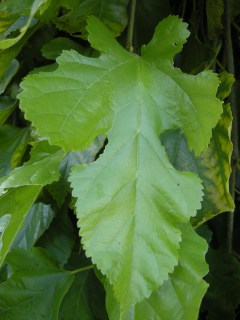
[126,0,137,52]
[70,265,93,275]
[224,0,238,253]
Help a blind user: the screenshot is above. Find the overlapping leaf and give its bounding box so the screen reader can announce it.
[0,139,65,266]
[0,0,49,49]
[106,225,208,320]
[0,140,65,195]
[0,97,16,126]
[0,247,74,320]
[161,94,234,225]
[0,185,41,266]
[12,202,55,250]
[0,125,30,178]
[19,16,222,310]
[54,0,129,37]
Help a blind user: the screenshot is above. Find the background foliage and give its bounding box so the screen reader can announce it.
[0,0,240,319]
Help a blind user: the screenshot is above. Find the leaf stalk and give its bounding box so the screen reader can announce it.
[126,0,137,52]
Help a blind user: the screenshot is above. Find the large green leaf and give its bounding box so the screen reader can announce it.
[19,16,222,309]
[0,247,74,320]
[0,125,30,179]
[106,225,208,320]
[0,140,65,195]
[54,0,129,37]
[0,185,41,267]
[161,103,234,226]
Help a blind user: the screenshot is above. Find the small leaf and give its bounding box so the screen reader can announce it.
[37,207,75,267]
[0,140,65,195]
[54,0,129,37]
[42,37,86,60]
[0,214,11,252]
[217,72,235,100]
[0,59,19,94]
[11,202,55,250]
[0,0,49,49]
[48,135,105,207]
[106,225,208,320]
[0,247,74,320]
[0,125,30,179]
[0,185,41,267]
[206,0,224,40]
[0,97,17,126]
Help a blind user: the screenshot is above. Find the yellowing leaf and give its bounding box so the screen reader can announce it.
[161,103,234,226]
[18,16,222,310]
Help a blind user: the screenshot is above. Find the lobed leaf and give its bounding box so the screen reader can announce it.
[19,16,222,310]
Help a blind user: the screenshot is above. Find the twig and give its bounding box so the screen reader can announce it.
[126,0,137,52]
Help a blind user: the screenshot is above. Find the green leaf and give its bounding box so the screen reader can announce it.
[0,59,19,94]
[12,202,55,250]
[48,135,105,207]
[0,0,50,49]
[0,96,16,126]
[59,270,108,320]
[42,37,86,60]
[0,125,30,179]
[206,0,224,40]
[0,185,41,267]
[54,0,129,37]
[0,214,11,252]
[0,247,74,320]
[37,207,75,267]
[106,225,208,320]
[161,103,234,226]
[0,140,65,195]
[19,16,222,310]
[202,248,240,320]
